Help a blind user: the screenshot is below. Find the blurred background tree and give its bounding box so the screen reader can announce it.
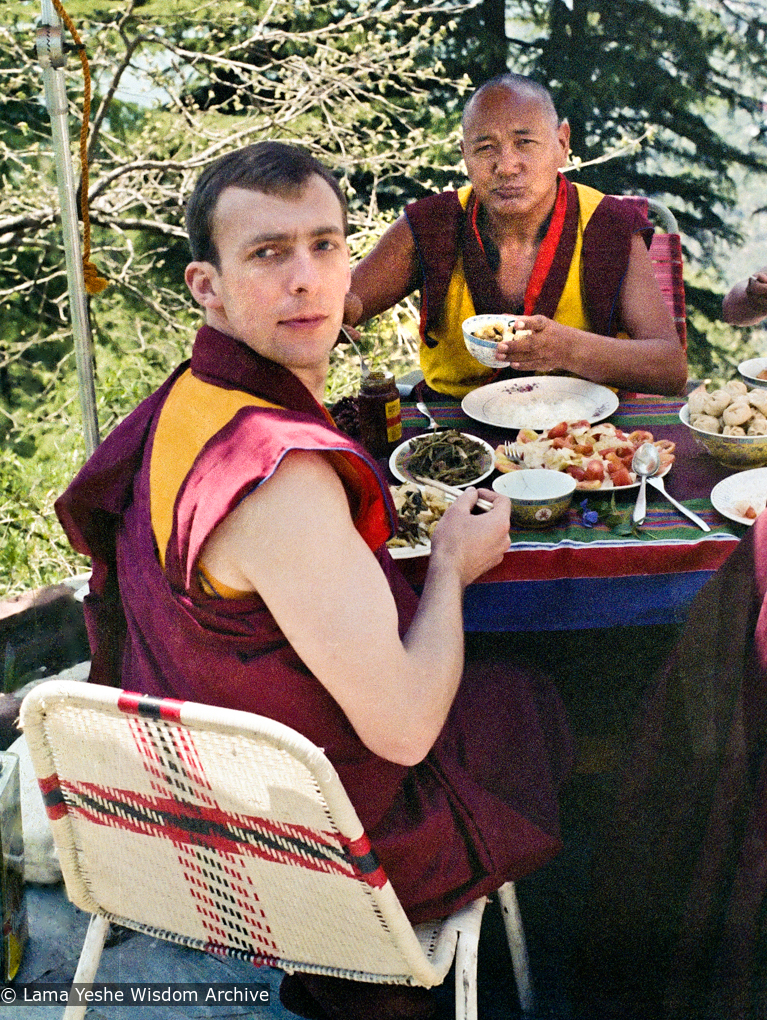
[2,0,767,594]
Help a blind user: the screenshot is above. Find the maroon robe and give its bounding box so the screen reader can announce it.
[581,510,767,1018]
[55,326,572,923]
[405,174,653,347]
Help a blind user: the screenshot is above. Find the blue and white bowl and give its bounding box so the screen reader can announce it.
[462,314,519,368]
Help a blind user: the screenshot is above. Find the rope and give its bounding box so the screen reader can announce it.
[51,0,108,294]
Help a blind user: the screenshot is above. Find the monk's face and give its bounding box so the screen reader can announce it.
[185,175,350,383]
[461,86,570,224]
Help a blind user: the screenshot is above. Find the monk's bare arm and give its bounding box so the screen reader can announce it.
[345,216,420,325]
[722,268,767,326]
[495,236,688,395]
[200,450,511,766]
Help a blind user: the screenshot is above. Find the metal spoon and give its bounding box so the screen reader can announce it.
[631,442,661,525]
[416,401,440,430]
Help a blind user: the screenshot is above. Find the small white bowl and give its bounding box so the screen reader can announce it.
[738,357,767,389]
[492,468,576,528]
[462,314,518,368]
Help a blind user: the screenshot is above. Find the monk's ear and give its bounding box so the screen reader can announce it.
[557,118,571,161]
[185,261,222,309]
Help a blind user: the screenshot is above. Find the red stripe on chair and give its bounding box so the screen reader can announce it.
[118,692,184,721]
[37,774,68,820]
[648,233,687,348]
[343,834,388,888]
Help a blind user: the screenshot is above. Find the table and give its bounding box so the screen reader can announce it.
[389,393,746,632]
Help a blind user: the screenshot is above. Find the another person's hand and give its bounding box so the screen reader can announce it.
[494,315,571,374]
[429,487,510,587]
[723,266,767,326]
[746,272,767,316]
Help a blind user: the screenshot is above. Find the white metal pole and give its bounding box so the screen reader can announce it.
[36,0,100,456]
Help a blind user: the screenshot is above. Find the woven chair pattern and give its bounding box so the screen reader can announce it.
[613,194,688,350]
[647,231,687,349]
[20,680,497,991]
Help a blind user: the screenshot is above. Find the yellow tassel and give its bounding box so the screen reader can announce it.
[83,260,109,294]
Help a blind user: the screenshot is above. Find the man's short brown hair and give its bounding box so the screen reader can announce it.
[186,141,348,266]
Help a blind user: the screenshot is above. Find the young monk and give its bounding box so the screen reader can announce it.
[345,74,687,399]
[55,142,572,1019]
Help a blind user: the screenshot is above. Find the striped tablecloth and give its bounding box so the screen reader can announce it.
[393,393,744,632]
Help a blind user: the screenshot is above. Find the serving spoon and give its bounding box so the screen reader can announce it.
[631,442,661,526]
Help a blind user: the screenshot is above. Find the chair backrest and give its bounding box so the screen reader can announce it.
[614,195,688,350]
[19,680,446,986]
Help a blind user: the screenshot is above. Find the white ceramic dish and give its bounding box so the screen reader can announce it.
[388,541,431,559]
[710,467,767,526]
[462,314,522,368]
[462,377,619,431]
[738,357,767,389]
[389,432,495,487]
[492,468,576,528]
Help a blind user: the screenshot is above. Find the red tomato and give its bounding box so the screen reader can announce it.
[584,459,605,482]
[547,421,569,439]
[611,467,633,487]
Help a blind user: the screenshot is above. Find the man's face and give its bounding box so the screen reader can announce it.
[187,176,350,379]
[461,87,570,223]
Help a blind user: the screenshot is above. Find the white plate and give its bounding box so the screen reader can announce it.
[461,377,619,431]
[388,541,431,559]
[495,464,671,493]
[389,432,495,487]
[710,467,767,525]
[738,357,767,389]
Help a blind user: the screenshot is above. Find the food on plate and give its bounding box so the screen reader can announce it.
[387,483,450,548]
[405,429,490,486]
[687,381,767,436]
[494,420,676,490]
[731,498,764,520]
[471,321,532,343]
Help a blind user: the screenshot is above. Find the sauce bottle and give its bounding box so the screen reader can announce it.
[358,370,402,457]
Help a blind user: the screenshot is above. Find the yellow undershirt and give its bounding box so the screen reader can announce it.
[420,183,605,399]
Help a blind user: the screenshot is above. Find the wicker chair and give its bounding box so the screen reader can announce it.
[20,679,533,1020]
[615,195,688,349]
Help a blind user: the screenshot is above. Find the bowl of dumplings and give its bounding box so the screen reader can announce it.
[680,379,767,469]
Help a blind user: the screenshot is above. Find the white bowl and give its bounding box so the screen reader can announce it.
[492,468,576,528]
[738,357,767,389]
[462,314,518,368]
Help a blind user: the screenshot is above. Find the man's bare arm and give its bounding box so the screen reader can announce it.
[495,236,687,395]
[722,268,767,327]
[345,216,420,325]
[200,450,511,766]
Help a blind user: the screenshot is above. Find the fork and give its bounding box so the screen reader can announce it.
[339,325,370,376]
[503,440,525,464]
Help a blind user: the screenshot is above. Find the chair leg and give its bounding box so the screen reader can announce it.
[62,913,110,1020]
[497,882,534,1015]
[453,926,481,1020]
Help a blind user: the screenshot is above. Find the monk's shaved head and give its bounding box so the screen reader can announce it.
[462,74,561,134]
